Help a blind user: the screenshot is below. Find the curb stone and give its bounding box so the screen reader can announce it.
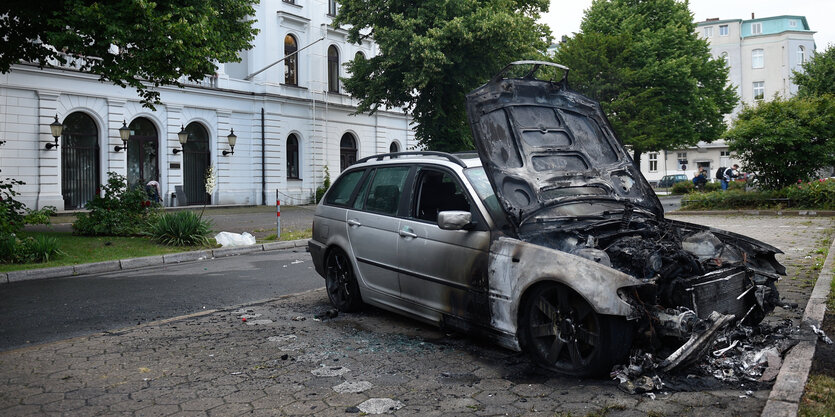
[673,210,835,217]
[73,260,121,276]
[0,239,310,285]
[761,231,835,416]
[7,266,75,282]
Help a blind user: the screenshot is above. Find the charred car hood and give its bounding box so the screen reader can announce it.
[466,61,663,228]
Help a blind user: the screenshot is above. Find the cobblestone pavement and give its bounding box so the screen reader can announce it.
[1,215,832,417]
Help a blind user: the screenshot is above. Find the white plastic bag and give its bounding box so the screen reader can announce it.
[214,231,257,247]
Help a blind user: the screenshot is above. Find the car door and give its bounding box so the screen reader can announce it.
[397,166,491,320]
[345,165,412,299]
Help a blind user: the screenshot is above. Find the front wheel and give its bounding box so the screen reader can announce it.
[519,283,631,377]
[325,248,363,312]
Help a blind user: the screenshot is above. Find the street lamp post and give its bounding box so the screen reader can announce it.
[114,120,131,152]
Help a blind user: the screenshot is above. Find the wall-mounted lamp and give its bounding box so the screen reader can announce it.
[114,120,131,152]
[45,114,63,150]
[173,125,189,154]
[222,128,237,156]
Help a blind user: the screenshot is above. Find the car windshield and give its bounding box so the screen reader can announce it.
[463,167,505,221]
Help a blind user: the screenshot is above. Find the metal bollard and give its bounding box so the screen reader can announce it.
[276,190,281,239]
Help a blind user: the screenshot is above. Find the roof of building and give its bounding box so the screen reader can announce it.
[697,15,813,37]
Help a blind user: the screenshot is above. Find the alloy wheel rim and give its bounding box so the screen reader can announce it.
[529,287,600,370]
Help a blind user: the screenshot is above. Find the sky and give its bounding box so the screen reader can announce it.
[539,0,834,52]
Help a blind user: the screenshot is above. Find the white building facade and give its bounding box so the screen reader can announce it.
[0,0,415,211]
[639,15,816,184]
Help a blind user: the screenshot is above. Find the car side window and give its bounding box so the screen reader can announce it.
[324,170,365,206]
[363,166,410,215]
[413,169,471,223]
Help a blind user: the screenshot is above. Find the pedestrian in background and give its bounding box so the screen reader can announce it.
[721,164,739,191]
[693,168,708,191]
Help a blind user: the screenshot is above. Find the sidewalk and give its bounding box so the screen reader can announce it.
[0,214,832,416]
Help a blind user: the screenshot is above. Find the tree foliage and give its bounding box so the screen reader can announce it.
[793,45,835,98]
[334,0,551,152]
[724,96,835,190]
[0,0,258,108]
[553,0,737,166]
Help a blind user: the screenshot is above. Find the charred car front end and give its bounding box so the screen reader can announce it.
[466,61,784,375]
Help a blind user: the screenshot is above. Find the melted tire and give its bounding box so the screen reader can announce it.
[519,283,632,377]
[325,248,364,312]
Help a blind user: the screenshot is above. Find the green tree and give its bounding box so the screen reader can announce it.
[553,0,737,167]
[334,0,551,152]
[724,96,835,190]
[793,45,835,97]
[0,0,259,108]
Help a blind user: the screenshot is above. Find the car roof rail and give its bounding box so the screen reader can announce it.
[355,151,467,168]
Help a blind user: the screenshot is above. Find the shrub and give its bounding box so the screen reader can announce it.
[148,211,213,246]
[704,182,721,192]
[314,165,331,203]
[670,181,694,195]
[0,234,63,264]
[73,172,161,236]
[785,178,835,209]
[0,176,27,235]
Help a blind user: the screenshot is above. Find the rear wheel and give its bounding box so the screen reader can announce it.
[325,248,363,312]
[519,283,631,377]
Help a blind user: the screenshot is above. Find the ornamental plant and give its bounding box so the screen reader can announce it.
[148,211,213,246]
[73,172,161,236]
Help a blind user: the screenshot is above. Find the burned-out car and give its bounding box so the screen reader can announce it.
[309,61,785,376]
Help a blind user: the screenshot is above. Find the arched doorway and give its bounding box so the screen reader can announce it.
[61,112,99,209]
[126,117,159,189]
[183,122,210,205]
[287,134,300,179]
[340,133,357,171]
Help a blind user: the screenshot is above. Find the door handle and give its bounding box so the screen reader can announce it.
[399,228,417,238]
[347,219,361,227]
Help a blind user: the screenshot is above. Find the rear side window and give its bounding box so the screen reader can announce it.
[324,170,365,206]
[363,166,410,215]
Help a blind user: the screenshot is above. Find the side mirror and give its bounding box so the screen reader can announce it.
[437,211,472,230]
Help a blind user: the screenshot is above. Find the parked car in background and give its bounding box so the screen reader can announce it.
[658,174,688,188]
[309,61,785,377]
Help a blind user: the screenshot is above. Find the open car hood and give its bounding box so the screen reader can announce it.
[466,61,664,228]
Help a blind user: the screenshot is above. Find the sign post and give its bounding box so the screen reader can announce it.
[275,190,281,240]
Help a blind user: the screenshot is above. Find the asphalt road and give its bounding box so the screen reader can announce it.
[0,247,321,352]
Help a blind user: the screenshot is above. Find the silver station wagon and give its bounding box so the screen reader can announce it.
[309,61,785,376]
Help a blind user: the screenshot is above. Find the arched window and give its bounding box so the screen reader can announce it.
[183,122,210,205]
[720,51,729,66]
[284,34,298,85]
[287,134,300,179]
[61,112,99,209]
[751,49,764,69]
[340,133,357,171]
[797,46,806,66]
[389,141,399,153]
[355,51,365,61]
[328,45,339,93]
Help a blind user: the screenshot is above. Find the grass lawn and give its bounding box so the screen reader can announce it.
[0,231,201,273]
[1,227,314,273]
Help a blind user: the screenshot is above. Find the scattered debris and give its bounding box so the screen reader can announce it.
[291,316,306,321]
[612,317,805,393]
[280,354,289,360]
[357,398,404,414]
[245,319,273,326]
[811,324,833,345]
[311,365,350,377]
[314,309,339,320]
[267,335,297,343]
[333,381,373,394]
[291,259,304,265]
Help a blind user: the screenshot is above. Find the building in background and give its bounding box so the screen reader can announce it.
[0,0,415,211]
[640,14,816,185]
